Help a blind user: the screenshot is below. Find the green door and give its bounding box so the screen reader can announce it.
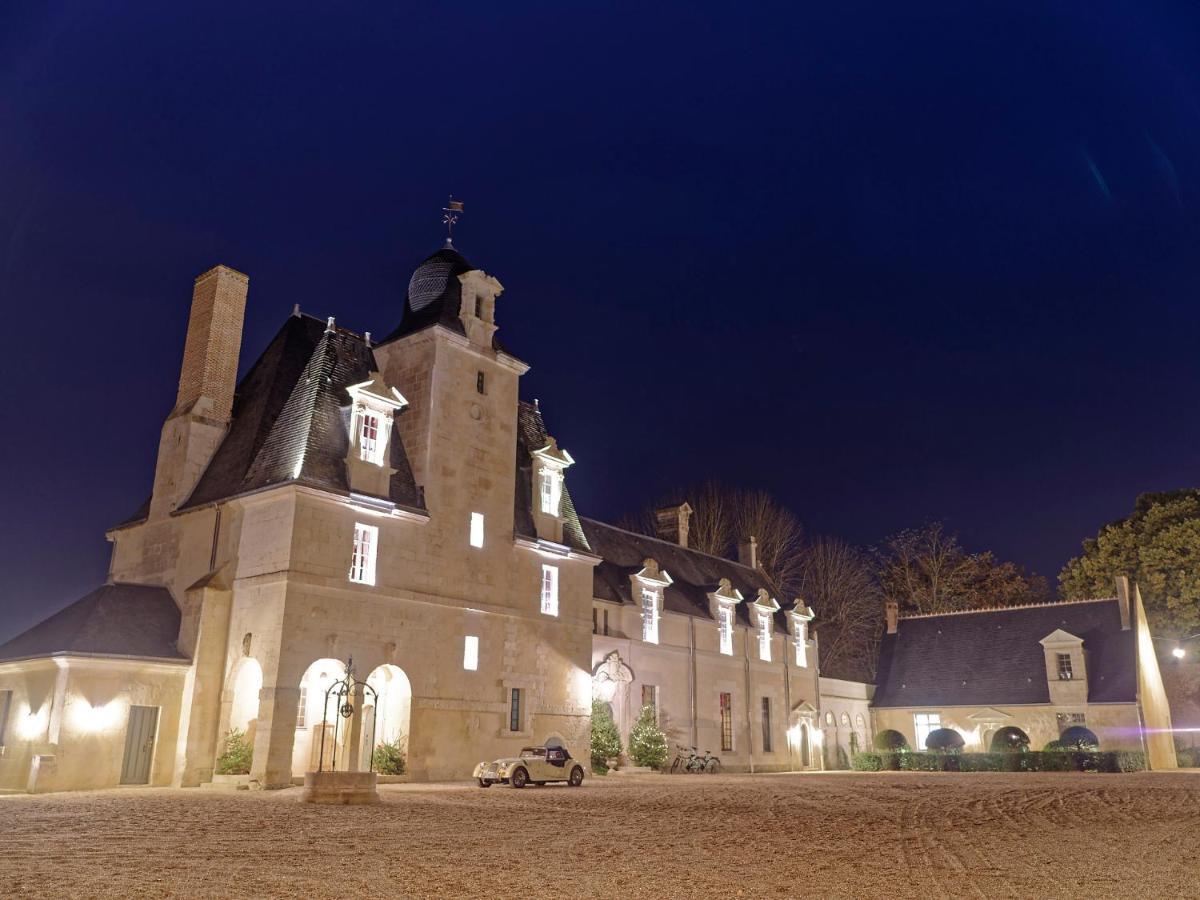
[120,705,159,785]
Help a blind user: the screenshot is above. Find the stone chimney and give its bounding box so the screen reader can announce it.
[885,600,899,634]
[654,502,693,547]
[149,265,248,518]
[1114,575,1132,631]
[737,535,758,569]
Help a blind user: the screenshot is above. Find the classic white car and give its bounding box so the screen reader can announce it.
[473,743,586,788]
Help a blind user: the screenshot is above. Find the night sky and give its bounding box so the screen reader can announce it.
[4,2,1200,641]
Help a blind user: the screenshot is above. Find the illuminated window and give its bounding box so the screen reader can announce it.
[825,711,834,726]
[469,512,484,548]
[539,468,561,516]
[794,620,808,667]
[463,636,479,671]
[913,712,941,749]
[718,606,734,656]
[348,523,378,585]
[855,713,865,730]
[642,684,657,721]
[0,690,11,747]
[357,409,385,465]
[509,688,522,732]
[761,697,773,753]
[757,613,772,662]
[719,692,733,752]
[840,712,851,727]
[541,565,559,616]
[641,589,659,644]
[1056,653,1073,680]
[296,686,307,729]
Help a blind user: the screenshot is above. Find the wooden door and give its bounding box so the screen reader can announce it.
[120,705,159,785]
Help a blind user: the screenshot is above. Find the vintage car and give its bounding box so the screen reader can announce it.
[473,743,586,788]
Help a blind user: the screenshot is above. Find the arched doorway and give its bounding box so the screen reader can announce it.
[799,722,811,768]
[363,664,412,773]
[292,659,347,777]
[227,657,263,741]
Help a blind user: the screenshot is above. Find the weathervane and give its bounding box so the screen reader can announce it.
[442,195,464,246]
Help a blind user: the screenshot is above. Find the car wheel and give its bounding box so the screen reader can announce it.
[568,766,584,787]
[477,778,491,788]
[510,767,528,789]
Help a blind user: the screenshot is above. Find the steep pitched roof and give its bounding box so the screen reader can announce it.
[580,518,785,626]
[872,598,1136,708]
[513,401,590,552]
[0,583,186,663]
[177,314,421,512]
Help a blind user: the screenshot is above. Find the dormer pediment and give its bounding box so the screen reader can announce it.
[752,588,780,613]
[346,373,407,411]
[967,708,1014,722]
[708,577,744,606]
[1039,629,1084,647]
[532,437,575,469]
[633,558,673,588]
[792,700,818,716]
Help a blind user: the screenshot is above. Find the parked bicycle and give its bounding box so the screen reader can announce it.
[670,745,722,774]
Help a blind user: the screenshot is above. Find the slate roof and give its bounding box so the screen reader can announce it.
[173,314,421,513]
[580,517,787,626]
[0,583,187,663]
[514,401,590,552]
[379,246,505,351]
[872,598,1136,708]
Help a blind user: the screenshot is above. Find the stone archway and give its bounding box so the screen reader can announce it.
[292,658,347,777]
[592,651,635,737]
[363,664,412,773]
[226,657,263,741]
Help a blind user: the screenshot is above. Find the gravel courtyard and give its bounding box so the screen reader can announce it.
[2,771,1198,898]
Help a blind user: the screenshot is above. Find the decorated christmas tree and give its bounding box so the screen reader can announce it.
[591,699,622,772]
[628,704,668,769]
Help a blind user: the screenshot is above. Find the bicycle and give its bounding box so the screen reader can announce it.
[694,749,721,774]
[670,745,698,774]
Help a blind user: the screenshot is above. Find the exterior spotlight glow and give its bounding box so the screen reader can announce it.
[1173,646,1186,660]
[71,700,123,733]
[18,705,48,740]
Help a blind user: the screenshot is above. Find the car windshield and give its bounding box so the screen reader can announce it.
[520,747,546,758]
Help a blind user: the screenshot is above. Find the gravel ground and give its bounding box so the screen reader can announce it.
[2,771,1199,898]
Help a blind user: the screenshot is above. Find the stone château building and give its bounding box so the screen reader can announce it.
[0,240,831,792]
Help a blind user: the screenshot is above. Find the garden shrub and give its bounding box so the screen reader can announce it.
[874,729,908,751]
[1059,726,1100,751]
[215,728,253,775]
[1176,747,1200,768]
[989,727,1031,753]
[590,699,622,773]
[628,705,668,769]
[924,728,965,752]
[372,736,407,775]
[851,751,884,771]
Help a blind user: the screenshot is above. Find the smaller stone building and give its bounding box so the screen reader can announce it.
[871,578,1177,768]
[817,677,874,768]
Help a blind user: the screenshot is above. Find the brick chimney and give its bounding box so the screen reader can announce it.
[654,502,692,547]
[737,535,758,569]
[885,600,899,634]
[149,265,248,518]
[1114,575,1132,631]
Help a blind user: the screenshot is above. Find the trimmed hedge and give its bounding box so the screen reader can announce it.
[849,750,1145,773]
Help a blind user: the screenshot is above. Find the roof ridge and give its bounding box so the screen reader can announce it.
[579,516,763,578]
[898,596,1117,621]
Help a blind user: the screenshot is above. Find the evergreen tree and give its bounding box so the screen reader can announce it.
[628,704,668,769]
[590,699,622,772]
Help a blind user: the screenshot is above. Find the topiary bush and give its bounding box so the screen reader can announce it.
[924,728,965,752]
[989,727,1031,754]
[628,705,668,769]
[372,736,407,775]
[874,729,909,752]
[851,751,884,771]
[590,699,622,773]
[1059,726,1100,751]
[215,728,253,775]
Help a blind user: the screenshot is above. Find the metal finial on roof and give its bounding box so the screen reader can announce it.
[292,303,301,318]
[534,398,540,408]
[442,195,464,247]
[325,316,335,333]
[364,331,371,345]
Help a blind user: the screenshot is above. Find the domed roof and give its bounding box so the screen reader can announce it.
[406,246,473,313]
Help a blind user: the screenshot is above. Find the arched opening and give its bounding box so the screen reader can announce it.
[227,657,263,738]
[291,659,347,777]
[990,726,1030,753]
[363,664,412,774]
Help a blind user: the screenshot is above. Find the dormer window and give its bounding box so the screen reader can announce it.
[642,589,660,644]
[794,619,808,668]
[718,605,734,656]
[358,410,384,465]
[539,469,561,516]
[757,613,772,662]
[1057,653,1073,680]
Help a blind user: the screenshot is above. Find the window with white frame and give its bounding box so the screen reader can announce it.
[469,512,484,548]
[348,522,378,585]
[296,686,308,729]
[1056,652,1074,680]
[463,635,479,671]
[538,468,562,516]
[757,613,772,662]
[718,605,734,655]
[641,589,659,644]
[541,565,559,616]
[794,620,808,667]
[913,712,941,749]
[357,408,386,465]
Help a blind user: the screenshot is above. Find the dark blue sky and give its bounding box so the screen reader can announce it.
[3,1,1200,640]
